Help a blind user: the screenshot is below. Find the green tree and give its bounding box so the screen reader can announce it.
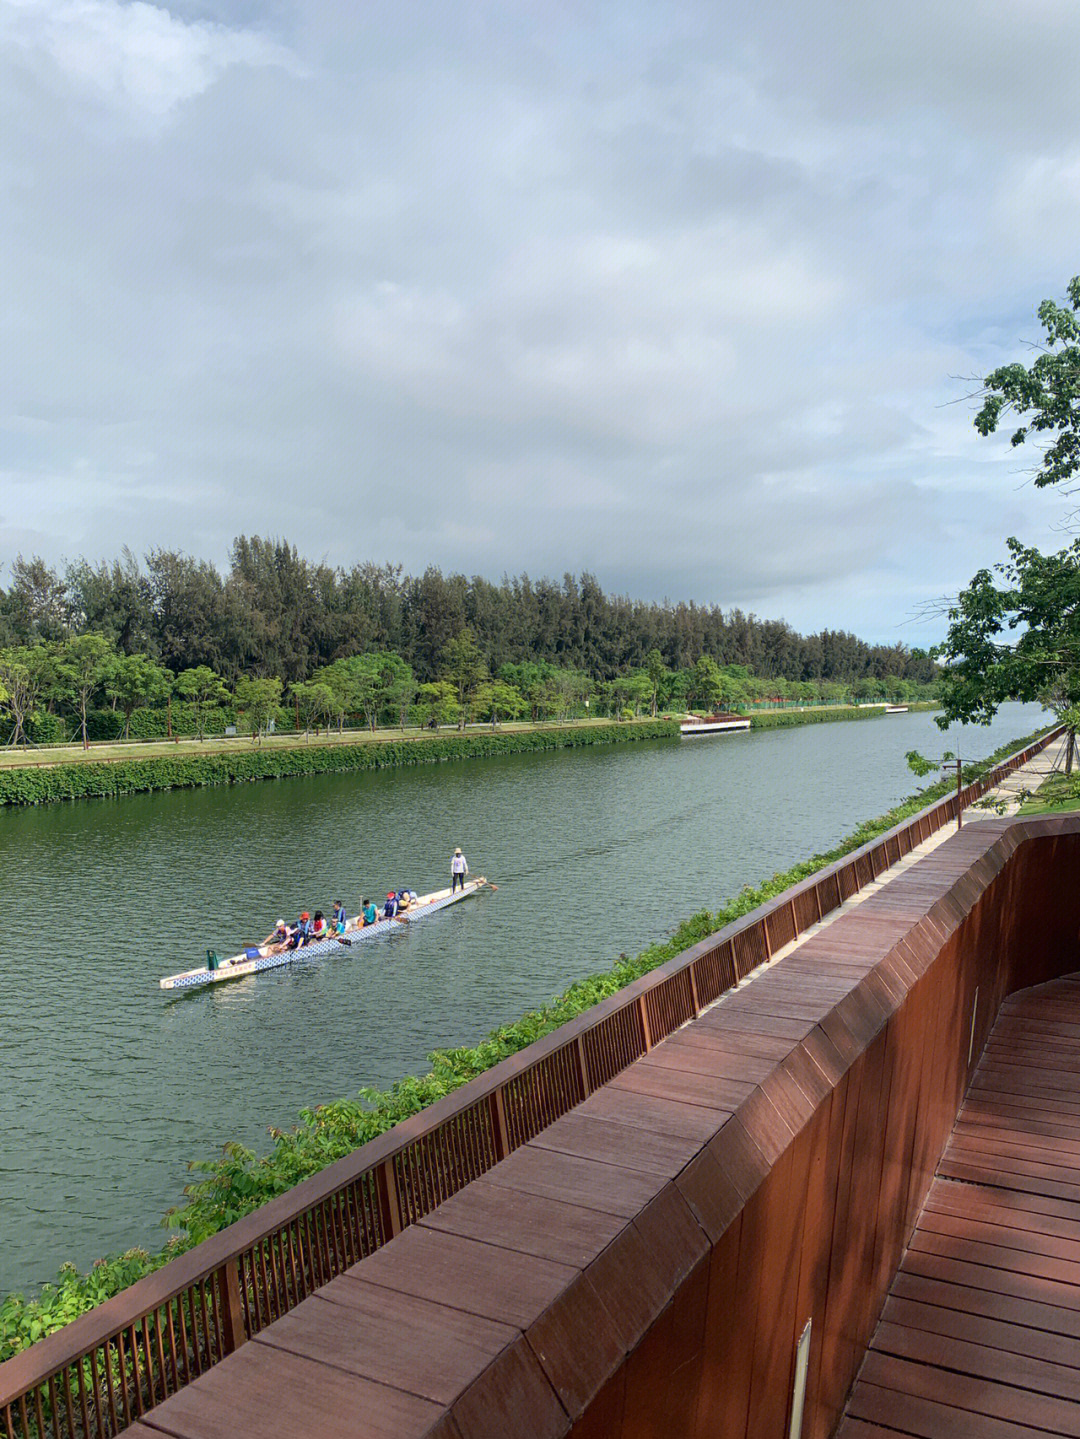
[935,537,1080,772]
[439,628,488,730]
[56,633,116,750]
[370,651,417,730]
[235,676,283,744]
[416,680,460,728]
[689,655,725,711]
[974,276,1080,489]
[0,645,57,744]
[105,653,173,740]
[290,680,334,738]
[476,680,525,729]
[176,665,229,740]
[645,649,667,717]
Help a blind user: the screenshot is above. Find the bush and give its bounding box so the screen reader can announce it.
[0,720,679,806]
[749,705,885,730]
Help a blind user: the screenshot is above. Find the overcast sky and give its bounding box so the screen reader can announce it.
[3,0,1079,644]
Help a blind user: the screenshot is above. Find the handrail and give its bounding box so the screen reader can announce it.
[0,726,1062,1439]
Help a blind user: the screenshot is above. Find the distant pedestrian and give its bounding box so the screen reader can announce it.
[451,847,468,893]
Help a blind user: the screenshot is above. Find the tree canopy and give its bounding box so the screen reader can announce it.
[975,276,1080,489]
[935,537,1080,765]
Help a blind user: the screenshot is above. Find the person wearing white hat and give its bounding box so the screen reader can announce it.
[451,847,469,893]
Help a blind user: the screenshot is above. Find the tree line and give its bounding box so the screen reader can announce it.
[0,538,938,689]
[0,629,936,750]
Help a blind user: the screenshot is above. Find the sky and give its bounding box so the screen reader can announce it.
[3,0,1080,645]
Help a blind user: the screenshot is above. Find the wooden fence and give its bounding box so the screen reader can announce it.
[0,727,1061,1439]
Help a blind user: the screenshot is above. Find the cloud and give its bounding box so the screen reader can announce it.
[1,0,1078,644]
[0,0,295,118]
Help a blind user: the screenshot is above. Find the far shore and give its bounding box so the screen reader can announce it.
[0,700,936,771]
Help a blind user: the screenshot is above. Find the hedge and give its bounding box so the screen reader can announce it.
[747,702,940,731]
[0,720,680,806]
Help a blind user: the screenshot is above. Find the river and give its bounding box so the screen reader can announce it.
[0,703,1047,1296]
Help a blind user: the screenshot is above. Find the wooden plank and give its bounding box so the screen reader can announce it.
[526,1109,711,1173]
[417,1178,626,1270]
[604,1062,753,1114]
[871,1318,1080,1401]
[847,1379,1059,1438]
[915,1206,1080,1264]
[574,1083,729,1142]
[908,1227,1080,1287]
[857,1350,1080,1435]
[135,1340,449,1439]
[926,1178,1080,1233]
[890,1269,1080,1338]
[882,1293,1080,1370]
[252,1284,516,1406]
[482,1145,661,1219]
[346,1226,578,1330]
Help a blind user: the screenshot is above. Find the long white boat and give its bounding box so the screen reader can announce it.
[160,878,487,992]
[680,712,752,736]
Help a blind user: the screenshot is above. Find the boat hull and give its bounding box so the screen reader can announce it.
[680,718,751,735]
[160,879,487,991]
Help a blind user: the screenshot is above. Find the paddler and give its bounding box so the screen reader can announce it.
[263,919,291,948]
[361,898,378,927]
[309,911,328,942]
[287,912,311,949]
[383,891,399,919]
[331,901,348,934]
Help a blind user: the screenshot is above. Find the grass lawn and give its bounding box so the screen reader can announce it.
[1018,771,1080,815]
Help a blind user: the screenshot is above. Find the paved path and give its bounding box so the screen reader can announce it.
[747,735,1069,980]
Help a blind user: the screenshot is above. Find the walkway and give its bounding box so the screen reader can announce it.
[758,733,1070,976]
[838,973,1080,1438]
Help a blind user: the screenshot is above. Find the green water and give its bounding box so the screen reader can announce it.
[0,704,1044,1295]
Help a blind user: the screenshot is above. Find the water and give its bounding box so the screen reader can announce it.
[0,704,1045,1295]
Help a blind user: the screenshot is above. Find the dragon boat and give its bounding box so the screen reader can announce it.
[159,877,487,991]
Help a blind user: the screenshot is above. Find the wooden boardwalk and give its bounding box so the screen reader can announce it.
[839,973,1080,1438]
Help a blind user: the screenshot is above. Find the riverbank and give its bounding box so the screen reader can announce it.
[0,700,940,805]
[0,718,678,805]
[0,720,1047,1357]
[747,700,938,730]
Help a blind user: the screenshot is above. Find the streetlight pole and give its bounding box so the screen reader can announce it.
[943,756,963,829]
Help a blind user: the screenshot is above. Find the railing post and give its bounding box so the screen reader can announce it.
[688,963,700,1016]
[376,1159,403,1240]
[790,897,798,940]
[487,1088,510,1161]
[574,1037,591,1099]
[762,917,773,959]
[216,1261,246,1356]
[638,994,652,1052]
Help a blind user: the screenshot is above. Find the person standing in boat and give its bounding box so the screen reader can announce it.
[451,848,469,893]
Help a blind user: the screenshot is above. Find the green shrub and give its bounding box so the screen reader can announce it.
[749,705,883,730]
[0,720,679,807]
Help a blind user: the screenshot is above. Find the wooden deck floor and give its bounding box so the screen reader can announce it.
[838,973,1080,1439]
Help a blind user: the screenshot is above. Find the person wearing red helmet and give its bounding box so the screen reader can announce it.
[383,891,399,920]
[287,911,312,950]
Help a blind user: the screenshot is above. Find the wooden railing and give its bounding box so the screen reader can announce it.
[0,728,1061,1439]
